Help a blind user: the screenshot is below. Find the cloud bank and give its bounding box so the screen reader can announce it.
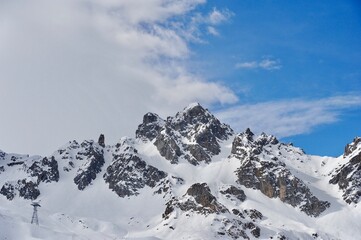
[0,0,236,154]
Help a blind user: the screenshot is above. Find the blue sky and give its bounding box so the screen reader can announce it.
[0,0,360,156]
[191,0,361,156]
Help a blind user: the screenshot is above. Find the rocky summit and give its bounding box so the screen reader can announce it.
[0,103,360,240]
[136,103,233,165]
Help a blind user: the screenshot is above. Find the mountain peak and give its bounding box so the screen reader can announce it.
[172,102,211,125]
[136,103,233,165]
[344,136,361,157]
[136,112,165,141]
[184,102,202,110]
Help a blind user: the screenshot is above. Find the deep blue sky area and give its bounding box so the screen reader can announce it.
[283,111,361,156]
[189,0,361,156]
[192,1,361,98]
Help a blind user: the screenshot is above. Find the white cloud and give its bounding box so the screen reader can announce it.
[215,95,361,138]
[208,8,233,25]
[184,7,233,39]
[236,58,282,70]
[0,0,237,155]
[235,61,258,69]
[207,26,219,36]
[258,59,282,70]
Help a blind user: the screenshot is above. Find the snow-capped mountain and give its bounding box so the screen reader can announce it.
[0,103,360,240]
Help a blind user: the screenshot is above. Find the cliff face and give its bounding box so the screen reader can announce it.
[330,137,361,204]
[231,129,330,217]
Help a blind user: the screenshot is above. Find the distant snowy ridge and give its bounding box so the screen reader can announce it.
[0,103,360,240]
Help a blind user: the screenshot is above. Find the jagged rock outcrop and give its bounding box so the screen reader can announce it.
[136,103,233,165]
[0,150,6,160]
[220,185,246,202]
[215,217,261,239]
[104,138,167,197]
[163,183,228,218]
[0,179,40,200]
[185,183,228,213]
[0,152,58,200]
[231,129,330,217]
[329,137,361,204]
[344,137,361,157]
[0,181,16,200]
[17,179,40,200]
[136,113,165,141]
[72,141,105,190]
[55,140,105,190]
[163,183,262,239]
[98,134,105,148]
[28,156,59,184]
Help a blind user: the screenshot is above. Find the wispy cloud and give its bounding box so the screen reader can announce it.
[208,8,233,25]
[207,26,219,36]
[235,58,282,70]
[185,7,233,39]
[216,95,361,138]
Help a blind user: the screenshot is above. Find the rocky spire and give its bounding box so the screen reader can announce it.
[98,134,105,148]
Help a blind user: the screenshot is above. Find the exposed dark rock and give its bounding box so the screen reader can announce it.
[312,233,319,239]
[232,209,245,218]
[223,219,249,239]
[344,137,361,157]
[54,140,82,173]
[153,176,184,198]
[104,139,167,197]
[7,161,24,167]
[28,156,59,184]
[163,201,174,219]
[185,144,211,164]
[98,134,105,148]
[170,104,233,154]
[154,131,182,164]
[277,234,287,240]
[186,183,228,213]
[0,179,40,200]
[1,155,59,201]
[220,185,246,202]
[136,113,165,141]
[215,217,261,239]
[135,103,233,165]
[73,141,105,190]
[251,226,261,238]
[231,130,329,217]
[17,179,40,200]
[330,137,361,204]
[163,183,228,219]
[243,209,263,221]
[52,140,105,190]
[0,182,16,200]
[0,150,5,160]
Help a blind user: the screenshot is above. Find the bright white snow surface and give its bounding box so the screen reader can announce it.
[0,137,360,240]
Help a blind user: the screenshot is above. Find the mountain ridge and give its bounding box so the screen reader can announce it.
[0,103,360,239]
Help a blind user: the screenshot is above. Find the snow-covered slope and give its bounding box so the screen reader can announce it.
[0,103,360,240]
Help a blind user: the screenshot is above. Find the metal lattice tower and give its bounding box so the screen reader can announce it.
[31,202,41,225]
